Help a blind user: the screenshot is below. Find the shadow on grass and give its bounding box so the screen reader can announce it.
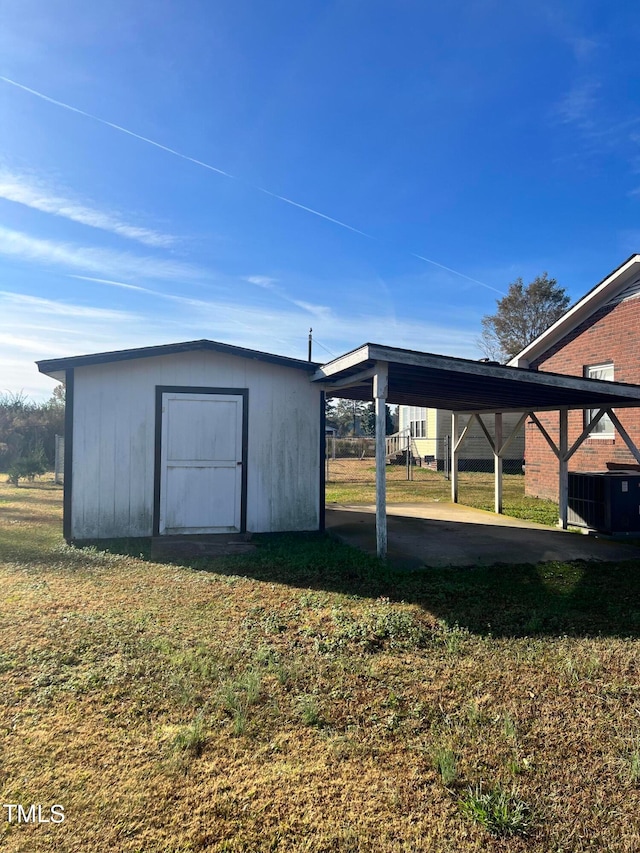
[84,532,640,639]
[1,481,63,493]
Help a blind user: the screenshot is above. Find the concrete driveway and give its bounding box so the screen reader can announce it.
[325,502,640,568]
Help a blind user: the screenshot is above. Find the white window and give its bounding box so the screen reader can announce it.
[409,419,426,438]
[585,363,614,436]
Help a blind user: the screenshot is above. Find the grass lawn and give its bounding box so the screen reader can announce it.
[2,480,640,851]
[327,466,559,527]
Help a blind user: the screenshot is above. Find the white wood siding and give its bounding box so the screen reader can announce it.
[71,352,320,538]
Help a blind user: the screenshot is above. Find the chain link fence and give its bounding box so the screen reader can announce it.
[326,429,525,504]
[325,436,375,483]
[325,435,453,483]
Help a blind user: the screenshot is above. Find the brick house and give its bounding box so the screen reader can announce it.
[509,254,640,501]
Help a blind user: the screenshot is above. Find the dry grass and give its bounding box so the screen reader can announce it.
[2,479,640,851]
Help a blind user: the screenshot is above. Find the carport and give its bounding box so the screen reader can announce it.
[313,344,640,558]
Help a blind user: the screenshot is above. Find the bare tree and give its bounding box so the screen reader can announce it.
[479,273,570,362]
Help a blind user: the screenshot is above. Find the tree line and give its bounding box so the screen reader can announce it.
[0,386,65,480]
[326,398,396,437]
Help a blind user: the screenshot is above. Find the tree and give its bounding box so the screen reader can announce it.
[479,273,570,362]
[360,403,396,436]
[327,399,397,437]
[49,383,65,406]
[325,398,369,437]
[0,388,65,473]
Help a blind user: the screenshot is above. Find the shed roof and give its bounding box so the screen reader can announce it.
[37,338,320,382]
[313,343,640,413]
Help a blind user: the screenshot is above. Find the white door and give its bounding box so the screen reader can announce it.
[159,393,244,534]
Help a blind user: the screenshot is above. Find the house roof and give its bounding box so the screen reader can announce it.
[37,339,320,382]
[313,343,640,413]
[508,254,640,368]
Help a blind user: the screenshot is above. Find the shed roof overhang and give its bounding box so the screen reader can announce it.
[37,338,320,383]
[312,343,640,413]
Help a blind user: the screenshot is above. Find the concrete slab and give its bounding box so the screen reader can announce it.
[151,533,256,561]
[325,502,640,569]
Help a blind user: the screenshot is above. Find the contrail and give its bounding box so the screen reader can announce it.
[255,185,371,237]
[412,254,505,295]
[1,74,499,293]
[0,75,365,233]
[69,274,157,294]
[0,76,235,179]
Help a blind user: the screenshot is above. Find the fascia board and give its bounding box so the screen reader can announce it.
[313,344,371,380]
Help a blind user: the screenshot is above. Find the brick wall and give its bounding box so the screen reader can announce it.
[525,296,640,501]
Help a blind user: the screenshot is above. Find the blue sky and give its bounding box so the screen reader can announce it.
[1,0,640,399]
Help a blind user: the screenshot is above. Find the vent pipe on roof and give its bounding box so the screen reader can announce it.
[308,328,313,361]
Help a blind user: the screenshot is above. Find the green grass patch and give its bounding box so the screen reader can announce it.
[327,469,559,527]
[460,783,533,837]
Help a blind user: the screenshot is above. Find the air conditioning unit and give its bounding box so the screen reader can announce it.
[567,472,640,533]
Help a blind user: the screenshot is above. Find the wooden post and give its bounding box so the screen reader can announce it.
[451,412,459,503]
[607,409,640,464]
[494,412,503,514]
[406,429,410,481]
[374,363,389,559]
[559,409,568,529]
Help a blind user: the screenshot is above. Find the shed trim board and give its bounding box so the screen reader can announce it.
[153,386,249,536]
[38,338,319,381]
[62,368,74,542]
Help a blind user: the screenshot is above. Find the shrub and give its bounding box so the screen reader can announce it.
[7,449,47,484]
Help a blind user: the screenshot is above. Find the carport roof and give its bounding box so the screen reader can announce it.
[312,343,640,413]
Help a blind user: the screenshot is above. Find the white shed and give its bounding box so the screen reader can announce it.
[37,340,324,541]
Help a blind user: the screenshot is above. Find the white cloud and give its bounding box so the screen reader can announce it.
[0,292,146,399]
[555,81,600,127]
[290,299,333,320]
[0,226,199,281]
[70,274,162,294]
[0,168,175,248]
[244,275,278,289]
[0,332,68,354]
[0,290,139,321]
[1,286,481,400]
